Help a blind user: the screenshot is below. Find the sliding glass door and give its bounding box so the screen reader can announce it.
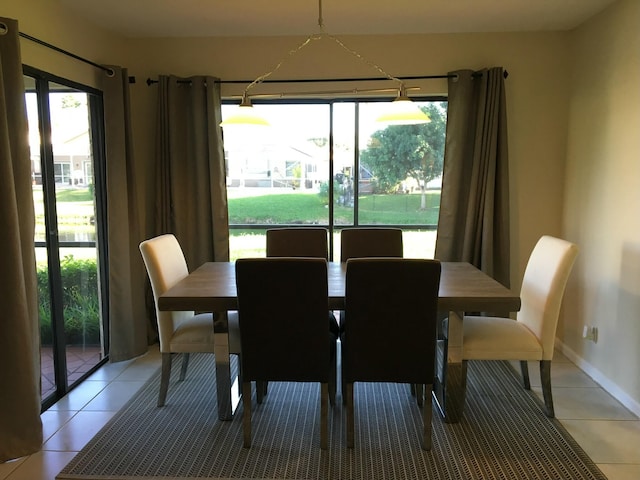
[24,68,109,409]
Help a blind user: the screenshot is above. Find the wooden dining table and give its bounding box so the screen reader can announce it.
[158,261,521,423]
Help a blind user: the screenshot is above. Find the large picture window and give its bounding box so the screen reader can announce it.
[222,98,447,260]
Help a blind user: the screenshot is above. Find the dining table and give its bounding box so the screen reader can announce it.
[158,261,521,423]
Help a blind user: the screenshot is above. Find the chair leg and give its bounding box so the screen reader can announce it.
[158,353,172,407]
[320,383,328,450]
[416,383,424,408]
[256,381,266,404]
[520,360,531,390]
[346,382,355,448]
[540,360,555,418]
[422,384,433,451]
[242,382,252,448]
[179,353,190,381]
[329,345,337,406]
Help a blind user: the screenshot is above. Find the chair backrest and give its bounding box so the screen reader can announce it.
[342,258,441,384]
[340,227,403,262]
[266,227,329,259]
[139,234,193,351]
[518,235,579,360]
[235,257,330,382]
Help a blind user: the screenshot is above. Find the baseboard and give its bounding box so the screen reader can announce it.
[555,338,640,418]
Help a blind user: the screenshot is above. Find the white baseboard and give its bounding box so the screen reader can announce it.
[555,338,640,418]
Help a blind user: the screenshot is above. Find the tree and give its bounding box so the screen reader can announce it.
[359,102,446,209]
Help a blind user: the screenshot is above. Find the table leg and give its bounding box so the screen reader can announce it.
[214,311,241,421]
[433,310,466,423]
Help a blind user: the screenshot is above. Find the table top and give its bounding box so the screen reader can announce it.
[158,261,521,313]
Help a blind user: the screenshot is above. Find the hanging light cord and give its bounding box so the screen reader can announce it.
[243,0,405,99]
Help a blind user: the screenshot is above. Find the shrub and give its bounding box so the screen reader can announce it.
[38,255,102,346]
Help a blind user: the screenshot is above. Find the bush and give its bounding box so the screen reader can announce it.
[38,255,102,346]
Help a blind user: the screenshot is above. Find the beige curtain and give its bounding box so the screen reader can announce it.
[0,17,43,461]
[101,67,149,361]
[435,67,511,287]
[154,75,230,267]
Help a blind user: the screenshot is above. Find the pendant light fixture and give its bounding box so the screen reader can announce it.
[220,0,430,127]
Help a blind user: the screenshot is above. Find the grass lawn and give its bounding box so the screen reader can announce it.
[228,191,440,225]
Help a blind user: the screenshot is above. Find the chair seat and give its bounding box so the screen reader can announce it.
[463,316,543,361]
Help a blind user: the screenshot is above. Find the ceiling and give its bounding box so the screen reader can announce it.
[59,0,616,38]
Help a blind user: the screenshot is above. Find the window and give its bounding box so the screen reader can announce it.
[222,98,447,260]
[25,67,109,410]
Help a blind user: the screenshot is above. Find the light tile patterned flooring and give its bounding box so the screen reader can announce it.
[1,346,639,480]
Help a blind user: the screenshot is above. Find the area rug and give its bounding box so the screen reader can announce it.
[57,353,607,480]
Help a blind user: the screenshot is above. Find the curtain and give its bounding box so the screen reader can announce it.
[154,75,230,267]
[0,17,43,461]
[435,67,511,288]
[101,66,149,361]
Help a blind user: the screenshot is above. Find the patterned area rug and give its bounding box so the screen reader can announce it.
[57,353,607,480]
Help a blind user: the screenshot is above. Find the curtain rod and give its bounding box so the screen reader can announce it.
[146,74,452,87]
[146,70,507,87]
[19,31,116,77]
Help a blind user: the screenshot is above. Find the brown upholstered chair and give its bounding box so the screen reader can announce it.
[342,258,441,451]
[265,227,338,404]
[339,227,403,262]
[235,257,332,449]
[266,227,330,259]
[462,235,578,417]
[139,234,241,407]
[338,227,404,342]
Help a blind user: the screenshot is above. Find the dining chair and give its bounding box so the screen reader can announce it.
[339,227,403,261]
[235,257,332,449]
[266,227,329,259]
[338,227,404,344]
[462,235,579,417]
[266,227,338,404]
[342,258,441,450]
[139,233,241,407]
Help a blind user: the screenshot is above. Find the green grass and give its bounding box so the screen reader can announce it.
[229,193,329,224]
[228,191,440,225]
[55,189,94,202]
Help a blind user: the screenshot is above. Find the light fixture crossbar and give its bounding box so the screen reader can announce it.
[222,0,430,127]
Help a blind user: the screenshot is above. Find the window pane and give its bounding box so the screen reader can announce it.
[223,104,331,226]
[222,99,446,261]
[357,101,446,226]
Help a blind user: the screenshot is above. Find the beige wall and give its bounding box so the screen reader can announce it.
[5,0,637,412]
[561,0,640,413]
[1,0,125,88]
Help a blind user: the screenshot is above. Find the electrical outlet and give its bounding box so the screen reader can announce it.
[582,325,598,342]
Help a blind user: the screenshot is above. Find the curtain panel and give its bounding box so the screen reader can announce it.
[435,67,511,288]
[101,66,149,362]
[0,17,43,462]
[154,75,230,267]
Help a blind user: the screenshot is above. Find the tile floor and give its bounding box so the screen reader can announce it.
[1,346,639,480]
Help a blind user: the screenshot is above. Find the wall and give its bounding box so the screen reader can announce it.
[1,0,125,89]
[561,0,640,414]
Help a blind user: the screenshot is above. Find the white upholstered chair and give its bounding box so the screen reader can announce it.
[462,235,578,417]
[140,233,241,407]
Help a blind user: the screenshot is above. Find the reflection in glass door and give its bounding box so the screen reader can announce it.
[24,69,109,409]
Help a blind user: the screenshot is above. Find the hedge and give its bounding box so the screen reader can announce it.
[37,255,102,346]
